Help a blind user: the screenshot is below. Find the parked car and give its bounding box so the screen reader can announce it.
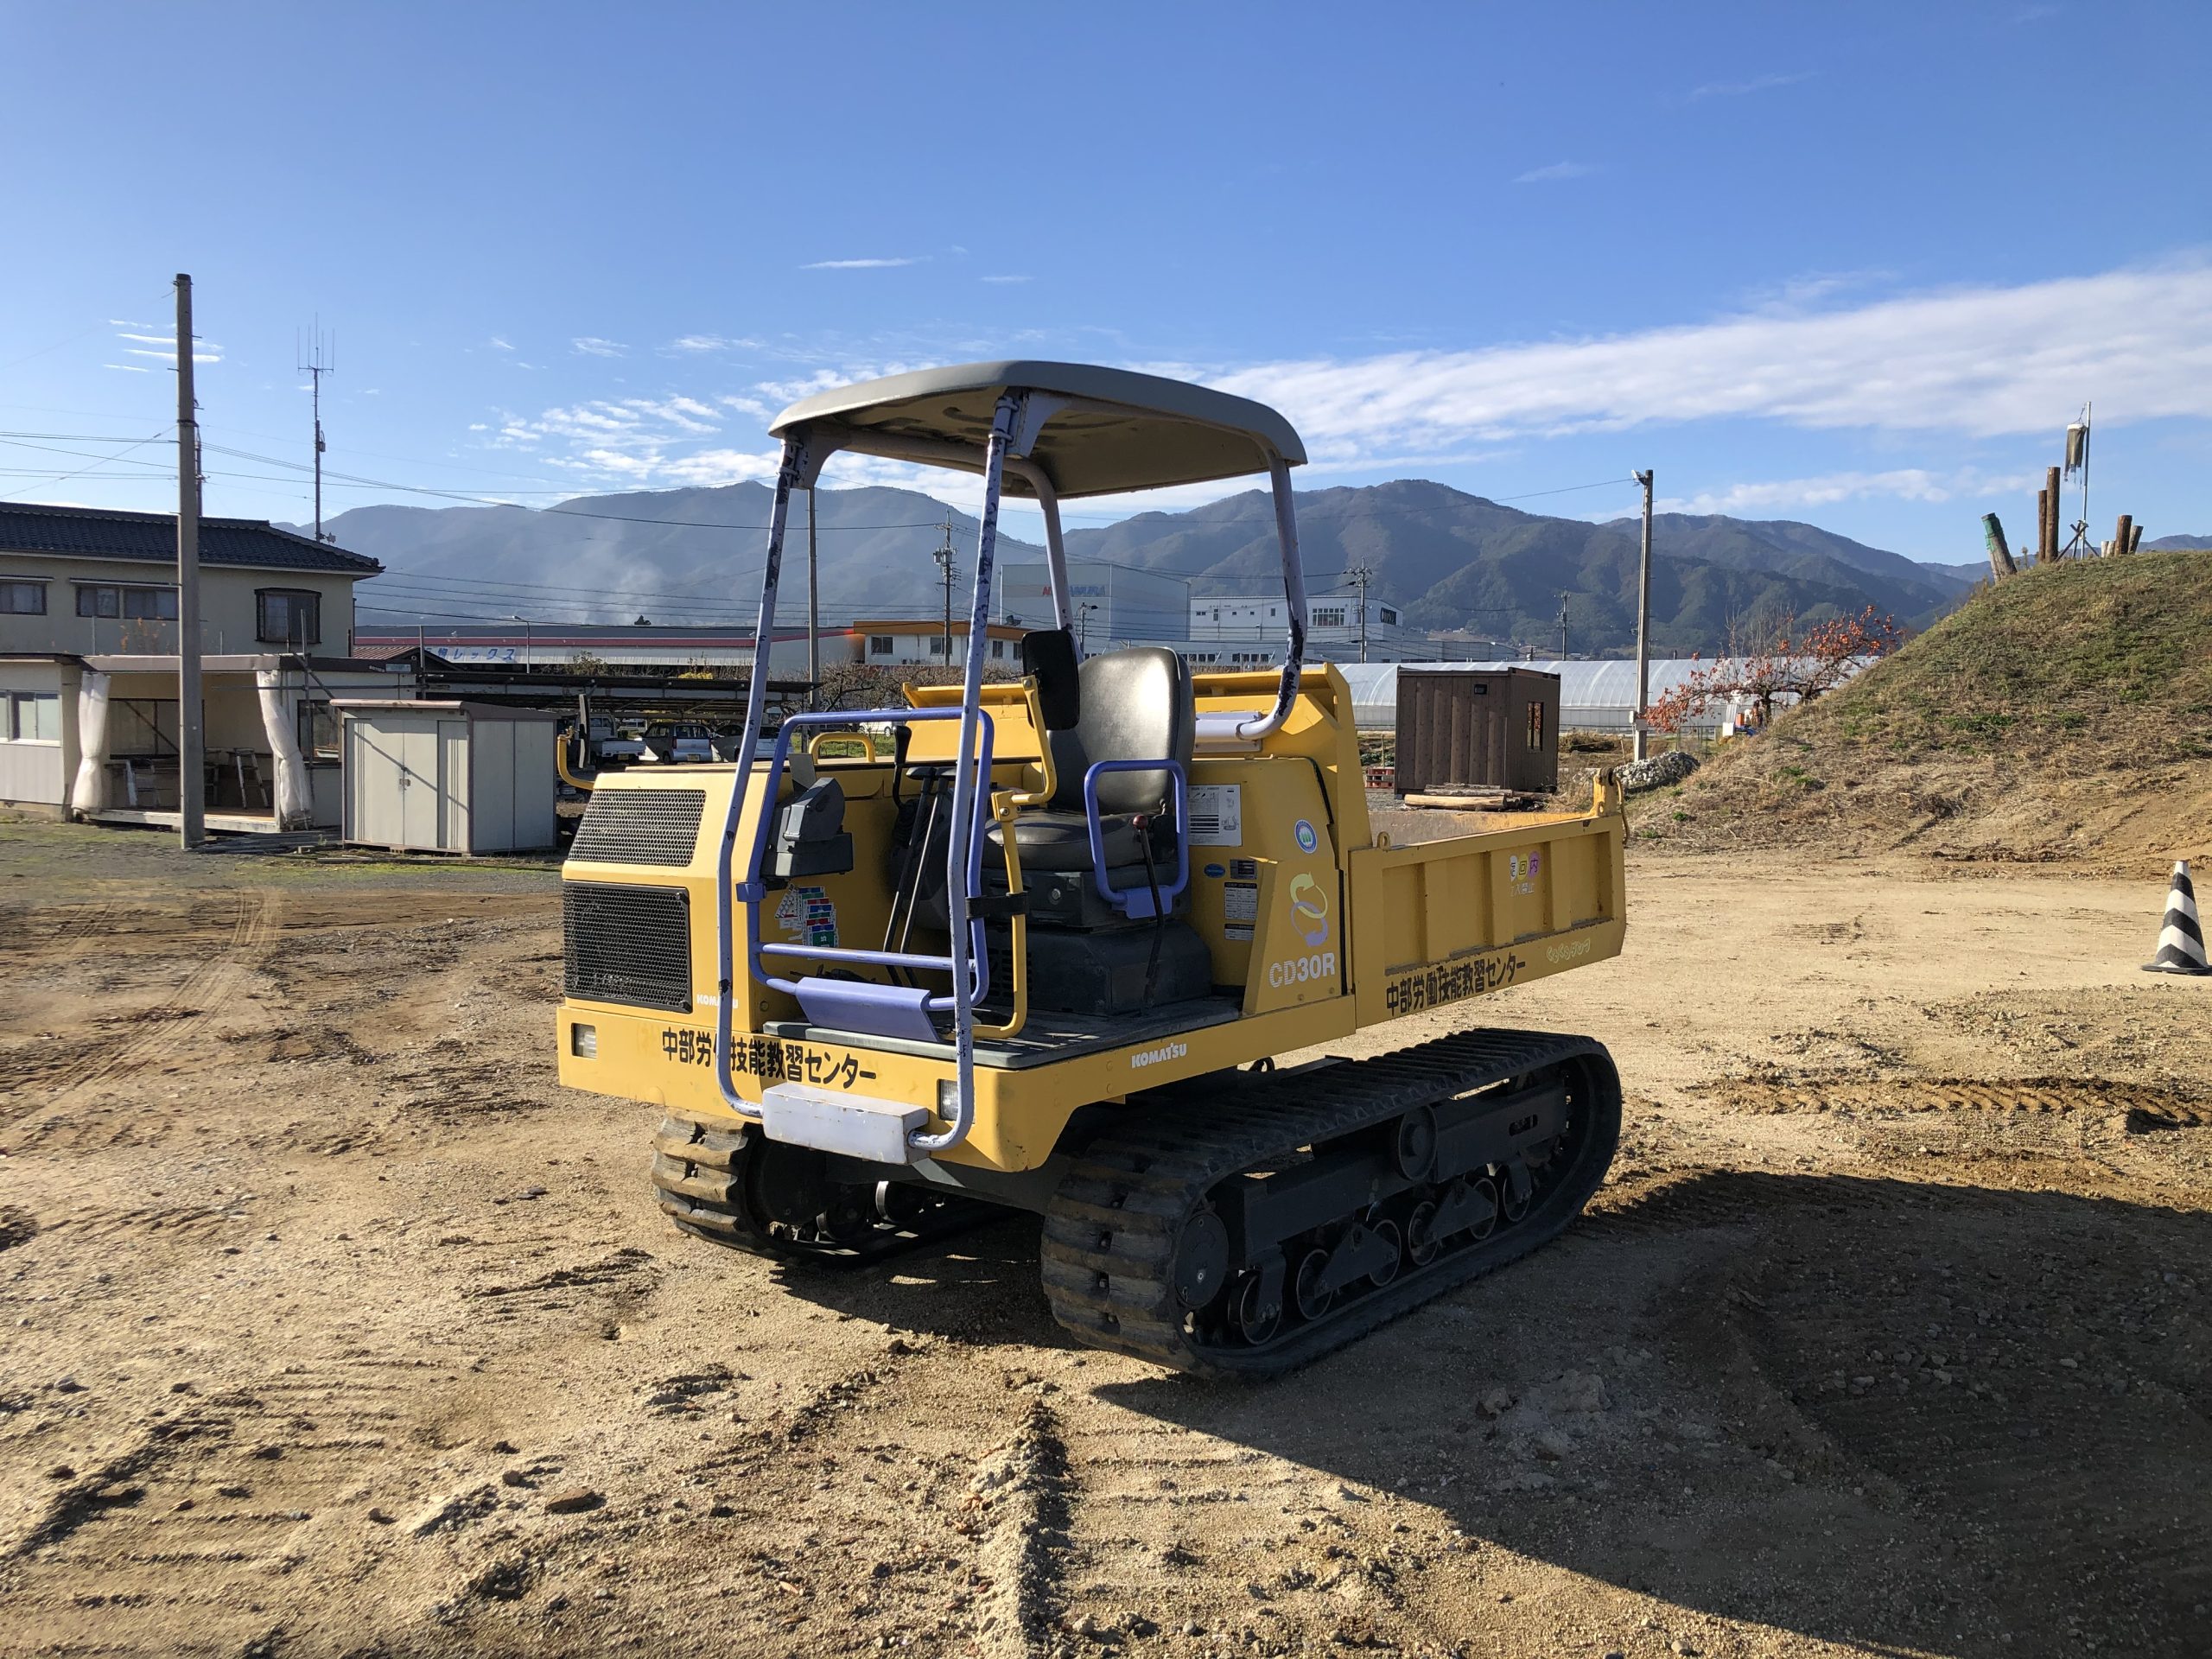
[589,719,650,767]
[643,721,717,764]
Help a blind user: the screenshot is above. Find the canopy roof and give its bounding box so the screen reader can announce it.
[770,359,1306,499]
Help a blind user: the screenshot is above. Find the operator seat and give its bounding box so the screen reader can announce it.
[988,640,1193,875]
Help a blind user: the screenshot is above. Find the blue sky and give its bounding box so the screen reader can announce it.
[3,2,2208,562]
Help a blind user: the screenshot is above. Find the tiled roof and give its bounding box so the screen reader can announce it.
[0,502,380,575]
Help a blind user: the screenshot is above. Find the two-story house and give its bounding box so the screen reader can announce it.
[0,503,396,825]
[0,501,378,657]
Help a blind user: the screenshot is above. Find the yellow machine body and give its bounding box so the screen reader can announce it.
[557,664,1625,1173]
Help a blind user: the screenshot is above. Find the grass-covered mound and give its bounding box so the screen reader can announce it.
[1639,550,2212,869]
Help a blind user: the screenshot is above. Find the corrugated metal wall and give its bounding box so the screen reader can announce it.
[1395,670,1560,795]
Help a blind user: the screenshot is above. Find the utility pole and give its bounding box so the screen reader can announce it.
[932,510,956,667]
[1633,469,1654,760]
[297,324,334,543]
[805,486,820,708]
[175,275,205,849]
[1347,564,1374,663]
[1557,594,1569,660]
[1078,601,1098,652]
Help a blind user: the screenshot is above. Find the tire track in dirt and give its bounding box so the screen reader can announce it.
[1697,1073,2208,1122]
[965,1401,1070,1657]
[2,890,280,1146]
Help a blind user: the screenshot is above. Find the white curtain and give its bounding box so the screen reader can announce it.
[256,670,315,829]
[69,669,112,815]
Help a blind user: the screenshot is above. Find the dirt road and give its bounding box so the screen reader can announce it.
[3,819,2208,1658]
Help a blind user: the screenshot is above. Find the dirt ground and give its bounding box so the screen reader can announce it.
[3,817,2209,1659]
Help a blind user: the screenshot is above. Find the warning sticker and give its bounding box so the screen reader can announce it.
[1187,784,1243,846]
[1222,878,1259,942]
[775,883,838,946]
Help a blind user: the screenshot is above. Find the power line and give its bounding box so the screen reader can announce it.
[0,429,174,505]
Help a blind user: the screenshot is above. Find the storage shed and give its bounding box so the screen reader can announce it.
[338,699,559,853]
[1394,667,1560,797]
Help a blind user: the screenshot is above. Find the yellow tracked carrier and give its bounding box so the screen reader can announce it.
[556,362,1625,1376]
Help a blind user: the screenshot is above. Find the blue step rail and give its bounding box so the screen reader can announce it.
[712,396,1030,1158]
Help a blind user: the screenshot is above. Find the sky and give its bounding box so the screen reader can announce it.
[3,1,2209,575]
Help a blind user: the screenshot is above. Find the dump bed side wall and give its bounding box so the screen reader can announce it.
[1347,808,1624,1028]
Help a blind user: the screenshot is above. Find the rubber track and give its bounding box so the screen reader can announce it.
[651,1111,988,1268]
[1039,1027,1620,1379]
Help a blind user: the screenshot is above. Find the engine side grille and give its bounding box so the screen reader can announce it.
[564,882,692,1012]
[569,787,705,868]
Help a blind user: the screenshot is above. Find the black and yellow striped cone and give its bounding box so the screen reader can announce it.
[2142,860,2210,976]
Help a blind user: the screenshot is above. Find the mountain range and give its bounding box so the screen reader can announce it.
[316,478,1986,658]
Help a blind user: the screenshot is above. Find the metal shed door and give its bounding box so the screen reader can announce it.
[397,721,442,848]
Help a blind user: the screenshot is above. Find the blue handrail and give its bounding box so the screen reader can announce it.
[742,706,996,1009]
[1081,759,1190,919]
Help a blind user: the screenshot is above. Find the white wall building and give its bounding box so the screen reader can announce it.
[1187,594,1418,665]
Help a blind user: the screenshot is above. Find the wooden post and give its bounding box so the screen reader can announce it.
[2130,523,2145,554]
[2044,466,2063,559]
[1981,512,2017,579]
[2113,514,2133,559]
[2034,488,2050,565]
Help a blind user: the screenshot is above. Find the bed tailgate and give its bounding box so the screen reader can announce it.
[1345,802,1626,1027]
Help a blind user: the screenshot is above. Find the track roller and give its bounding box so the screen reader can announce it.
[1039,1027,1621,1378]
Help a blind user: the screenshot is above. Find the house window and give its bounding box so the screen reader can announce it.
[1313,607,1345,627]
[5,691,60,741]
[990,639,1005,659]
[0,580,47,614]
[257,588,321,646]
[1526,700,1546,752]
[76,582,178,620]
[296,699,340,760]
[1380,607,1399,626]
[868,634,894,657]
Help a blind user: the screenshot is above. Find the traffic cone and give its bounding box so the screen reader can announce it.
[2142,861,2211,976]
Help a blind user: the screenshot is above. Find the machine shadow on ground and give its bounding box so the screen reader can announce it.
[1074,1170,2212,1659]
[765,1211,1071,1352]
[766,1167,2212,1659]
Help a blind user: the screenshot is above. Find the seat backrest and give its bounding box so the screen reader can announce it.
[1019,628,1082,731]
[1049,646,1194,816]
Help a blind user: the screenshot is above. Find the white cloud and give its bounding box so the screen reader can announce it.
[667,333,760,353]
[488,336,514,352]
[1688,71,1814,100]
[114,323,221,364]
[981,274,1032,285]
[1661,467,2037,517]
[1514,161,1594,184]
[103,363,151,373]
[800,256,925,270]
[658,448,786,487]
[572,336,628,357]
[1212,258,2212,461]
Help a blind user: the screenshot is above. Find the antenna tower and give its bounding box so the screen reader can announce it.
[298,323,336,543]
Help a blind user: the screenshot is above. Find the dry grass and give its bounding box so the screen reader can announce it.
[1636,551,2212,872]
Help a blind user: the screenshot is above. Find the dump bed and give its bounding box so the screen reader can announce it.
[1345,786,1625,1031]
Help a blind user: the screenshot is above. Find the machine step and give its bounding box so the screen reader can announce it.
[759,1081,930,1164]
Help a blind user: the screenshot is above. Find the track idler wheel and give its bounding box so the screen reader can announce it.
[1172,1210,1230,1310]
